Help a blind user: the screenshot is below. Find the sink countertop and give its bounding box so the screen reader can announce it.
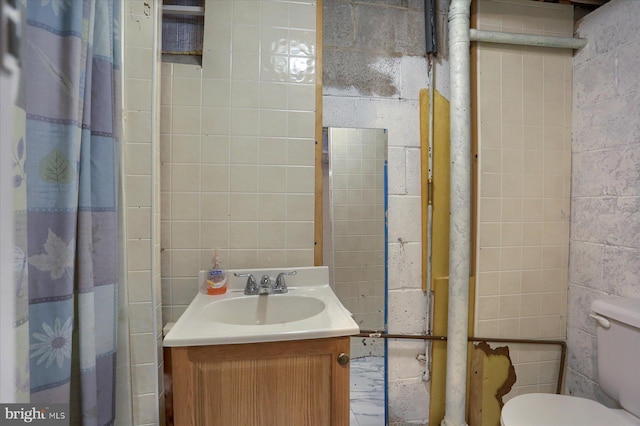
[163,266,360,347]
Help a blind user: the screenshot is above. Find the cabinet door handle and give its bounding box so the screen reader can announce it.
[337,353,350,366]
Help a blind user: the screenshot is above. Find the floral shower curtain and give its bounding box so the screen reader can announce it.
[12,0,122,423]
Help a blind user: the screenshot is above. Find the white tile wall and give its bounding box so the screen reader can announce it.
[123,1,162,424]
[161,0,318,322]
[475,0,573,401]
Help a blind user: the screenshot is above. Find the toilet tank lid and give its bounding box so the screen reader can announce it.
[592,297,640,329]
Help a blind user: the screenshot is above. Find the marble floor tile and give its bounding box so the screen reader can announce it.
[351,356,385,425]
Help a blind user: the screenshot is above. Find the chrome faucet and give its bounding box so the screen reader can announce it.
[234,271,296,295]
[260,275,272,293]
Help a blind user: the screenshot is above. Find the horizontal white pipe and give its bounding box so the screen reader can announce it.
[162,5,204,16]
[470,28,587,49]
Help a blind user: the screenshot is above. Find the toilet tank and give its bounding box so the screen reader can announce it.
[591,297,640,418]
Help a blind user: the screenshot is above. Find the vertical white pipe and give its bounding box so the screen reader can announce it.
[442,1,472,426]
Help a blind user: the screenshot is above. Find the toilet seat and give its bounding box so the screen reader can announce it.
[500,393,640,426]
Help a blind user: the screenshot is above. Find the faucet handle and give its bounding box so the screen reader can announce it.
[274,270,296,293]
[234,273,258,295]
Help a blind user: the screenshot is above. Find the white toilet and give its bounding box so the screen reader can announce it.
[501,296,640,426]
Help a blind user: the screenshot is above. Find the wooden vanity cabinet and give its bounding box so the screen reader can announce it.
[171,336,351,426]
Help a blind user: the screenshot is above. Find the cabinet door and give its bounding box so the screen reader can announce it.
[172,337,350,426]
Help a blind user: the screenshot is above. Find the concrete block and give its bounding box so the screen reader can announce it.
[615,41,640,97]
[387,377,429,423]
[603,246,640,300]
[387,195,422,243]
[352,98,421,147]
[323,49,400,97]
[608,145,640,196]
[567,241,604,290]
[571,151,609,197]
[352,5,425,56]
[405,147,422,196]
[388,147,408,195]
[388,339,427,380]
[567,327,597,381]
[322,95,358,128]
[387,288,426,333]
[566,284,609,334]
[607,197,640,249]
[573,53,617,108]
[323,96,421,152]
[354,4,408,54]
[322,0,354,49]
[402,9,427,56]
[388,241,422,290]
[575,94,640,151]
[571,114,606,155]
[400,55,429,101]
[570,197,615,245]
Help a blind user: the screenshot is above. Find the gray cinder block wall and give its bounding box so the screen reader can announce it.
[568,0,640,406]
[323,0,428,96]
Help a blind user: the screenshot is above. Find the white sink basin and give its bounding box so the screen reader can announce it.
[204,295,326,325]
[163,266,359,347]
